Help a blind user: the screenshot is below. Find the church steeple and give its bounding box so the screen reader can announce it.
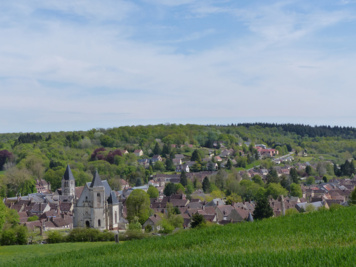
[61,164,76,197]
[63,165,75,181]
[90,170,103,187]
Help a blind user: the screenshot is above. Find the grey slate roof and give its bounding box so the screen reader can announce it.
[63,165,75,181]
[108,191,119,204]
[102,180,112,198]
[90,170,103,188]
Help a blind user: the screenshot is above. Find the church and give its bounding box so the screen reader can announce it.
[61,166,120,230]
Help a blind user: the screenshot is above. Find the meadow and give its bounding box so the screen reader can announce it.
[1,206,356,266]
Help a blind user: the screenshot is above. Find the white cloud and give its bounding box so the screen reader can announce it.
[1,0,356,132]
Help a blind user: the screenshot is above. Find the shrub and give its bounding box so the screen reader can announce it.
[47,231,64,244]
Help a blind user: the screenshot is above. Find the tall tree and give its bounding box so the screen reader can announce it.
[164,183,176,196]
[153,142,161,155]
[202,177,210,193]
[147,185,159,198]
[180,171,187,187]
[289,168,299,184]
[191,150,201,162]
[253,197,274,220]
[126,189,151,224]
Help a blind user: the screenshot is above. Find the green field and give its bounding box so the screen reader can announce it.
[1,207,356,266]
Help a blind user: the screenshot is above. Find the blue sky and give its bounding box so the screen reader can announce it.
[1,0,356,133]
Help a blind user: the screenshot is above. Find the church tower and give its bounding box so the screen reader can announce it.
[61,165,76,197]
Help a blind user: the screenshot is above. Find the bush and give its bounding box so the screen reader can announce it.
[145,224,152,233]
[27,215,39,222]
[47,231,64,244]
[119,230,147,241]
[66,228,114,242]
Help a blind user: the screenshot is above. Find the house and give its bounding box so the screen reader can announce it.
[295,201,328,212]
[175,154,185,160]
[142,214,162,231]
[173,158,182,166]
[35,179,51,194]
[214,156,222,162]
[151,155,163,163]
[138,158,150,168]
[176,164,190,173]
[134,149,144,157]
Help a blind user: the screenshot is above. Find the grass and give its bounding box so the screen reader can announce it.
[2,206,356,266]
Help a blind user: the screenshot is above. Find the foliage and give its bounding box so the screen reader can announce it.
[290,183,302,198]
[285,208,299,216]
[202,177,210,193]
[27,215,39,222]
[225,194,242,205]
[163,183,176,197]
[265,183,288,199]
[349,188,356,205]
[47,231,65,243]
[147,185,159,198]
[305,176,315,185]
[191,213,206,228]
[126,189,151,224]
[180,171,187,187]
[66,228,114,242]
[253,197,274,220]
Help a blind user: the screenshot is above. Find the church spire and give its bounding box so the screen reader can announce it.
[90,170,103,187]
[63,165,75,181]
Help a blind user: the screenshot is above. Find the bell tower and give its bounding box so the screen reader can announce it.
[61,165,76,197]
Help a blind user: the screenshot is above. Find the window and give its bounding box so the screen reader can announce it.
[97,193,101,207]
[98,219,101,227]
[115,211,117,224]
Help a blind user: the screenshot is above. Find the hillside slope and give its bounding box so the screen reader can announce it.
[2,206,356,266]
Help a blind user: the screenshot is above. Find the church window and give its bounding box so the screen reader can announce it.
[85,221,90,228]
[98,219,101,227]
[115,211,117,224]
[97,193,101,207]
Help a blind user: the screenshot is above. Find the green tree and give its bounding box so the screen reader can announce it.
[349,188,356,205]
[126,189,151,224]
[165,158,174,171]
[252,197,274,220]
[226,159,233,170]
[153,142,161,155]
[225,194,242,205]
[180,171,187,187]
[164,183,176,196]
[305,165,313,176]
[306,176,315,185]
[154,161,165,172]
[147,185,159,198]
[174,183,185,194]
[285,208,299,216]
[290,183,302,198]
[252,175,264,186]
[191,213,206,228]
[191,150,201,162]
[289,168,299,184]
[266,168,279,184]
[202,177,210,193]
[27,215,39,222]
[265,183,288,199]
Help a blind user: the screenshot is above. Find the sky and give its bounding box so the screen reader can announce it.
[1,0,356,133]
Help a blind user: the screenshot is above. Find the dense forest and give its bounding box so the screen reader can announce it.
[1,123,356,198]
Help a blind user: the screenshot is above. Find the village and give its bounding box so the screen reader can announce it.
[3,142,355,239]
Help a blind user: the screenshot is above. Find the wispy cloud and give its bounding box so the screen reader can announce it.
[1,0,356,132]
